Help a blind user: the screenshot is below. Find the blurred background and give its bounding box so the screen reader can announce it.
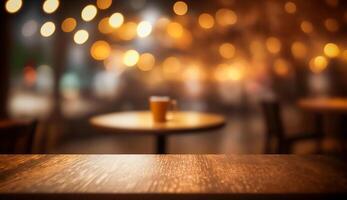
[1,0,347,154]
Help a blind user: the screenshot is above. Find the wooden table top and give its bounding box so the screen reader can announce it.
[0,155,347,200]
[90,111,226,134]
[298,97,347,113]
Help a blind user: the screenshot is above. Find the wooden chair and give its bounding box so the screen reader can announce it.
[261,101,322,154]
[0,119,37,154]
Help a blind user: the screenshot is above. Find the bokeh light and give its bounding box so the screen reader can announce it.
[266,37,281,54]
[116,22,137,40]
[81,5,98,22]
[162,56,181,77]
[23,65,37,86]
[90,40,111,60]
[300,21,314,34]
[109,12,124,28]
[284,1,296,14]
[123,50,140,67]
[198,13,215,29]
[43,0,60,14]
[310,56,328,73]
[138,53,155,71]
[73,30,89,45]
[137,21,152,38]
[22,20,38,37]
[323,43,340,58]
[96,0,112,10]
[324,18,339,32]
[215,9,237,26]
[219,43,235,59]
[98,17,113,34]
[167,22,184,38]
[273,58,290,77]
[291,41,307,59]
[40,21,56,37]
[61,18,77,33]
[5,0,22,13]
[173,1,188,16]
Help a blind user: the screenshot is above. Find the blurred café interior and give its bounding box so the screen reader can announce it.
[1,0,347,156]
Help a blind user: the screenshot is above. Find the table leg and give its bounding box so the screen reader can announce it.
[156,135,167,154]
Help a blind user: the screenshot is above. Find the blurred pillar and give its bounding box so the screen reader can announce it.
[0,10,10,119]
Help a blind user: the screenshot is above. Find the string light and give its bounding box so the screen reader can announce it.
[40,21,56,37]
[61,18,77,33]
[5,0,22,13]
[73,30,89,44]
[173,1,188,16]
[219,43,235,59]
[137,21,152,38]
[324,43,340,58]
[198,13,215,29]
[90,40,111,60]
[167,22,184,38]
[43,0,60,14]
[109,13,124,28]
[310,56,328,73]
[96,0,112,10]
[81,5,97,22]
[215,9,237,26]
[138,53,155,71]
[98,17,113,34]
[123,50,140,67]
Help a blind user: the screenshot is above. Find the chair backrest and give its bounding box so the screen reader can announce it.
[0,119,37,154]
[261,101,285,140]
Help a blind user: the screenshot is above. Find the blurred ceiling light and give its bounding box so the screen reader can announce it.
[137,21,152,38]
[123,50,139,67]
[173,1,188,16]
[81,5,97,22]
[116,22,137,40]
[22,20,38,37]
[291,41,307,59]
[40,21,56,37]
[5,0,22,13]
[61,17,77,32]
[138,53,155,71]
[167,22,183,38]
[284,1,296,14]
[324,43,340,58]
[97,0,112,10]
[309,56,328,73]
[73,30,89,44]
[274,58,290,76]
[162,56,181,75]
[324,18,339,32]
[300,21,313,34]
[90,40,111,60]
[98,17,113,34]
[198,13,215,29]
[219,43,235,59]
[215,9,237,26]
[266,37,281,54]
[43,0,59,14]
[325,0,339,7]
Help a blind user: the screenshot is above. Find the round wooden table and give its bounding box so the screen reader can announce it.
[90,111,226,154]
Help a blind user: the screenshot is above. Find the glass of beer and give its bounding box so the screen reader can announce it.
[149,96,177,123]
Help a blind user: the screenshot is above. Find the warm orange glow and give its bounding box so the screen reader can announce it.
[324,18,339,32]
[274,58,290,76]
[266,37,281,54]
[61,18,76,33]
[310,56,328,73]
[73,29,89,44]
[215,9,237,26]
[162,57,181,75]
[167,22,184,38]
[98,17,113,34]
[137,21,152,38]
[138,53,155,71]
[284,1,296,14]
[5,0,22,13]
[23,66,37,86]
[116,22,137,40]
[90,40,111,61]
[40,21,56,37]
[214,64,243,82]
[123,50,140,67]
[324,43,340,58]
[109,12,124,28]
[341,50,347,62]
[173,1,188,16]
[199,13,215,29]
[291,41,307,59]
[300,21,313,34]
[175,30,193,49]
[184,65,206,81]
[96,0,112,10]
[219,43,235,59]
[81,5,97,22]
[326,0,339,7]
[43,0,59,14]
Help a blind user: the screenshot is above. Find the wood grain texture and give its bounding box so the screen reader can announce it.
[90,111,226,134]
[0,155,347,200]
[298,98,347,113]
